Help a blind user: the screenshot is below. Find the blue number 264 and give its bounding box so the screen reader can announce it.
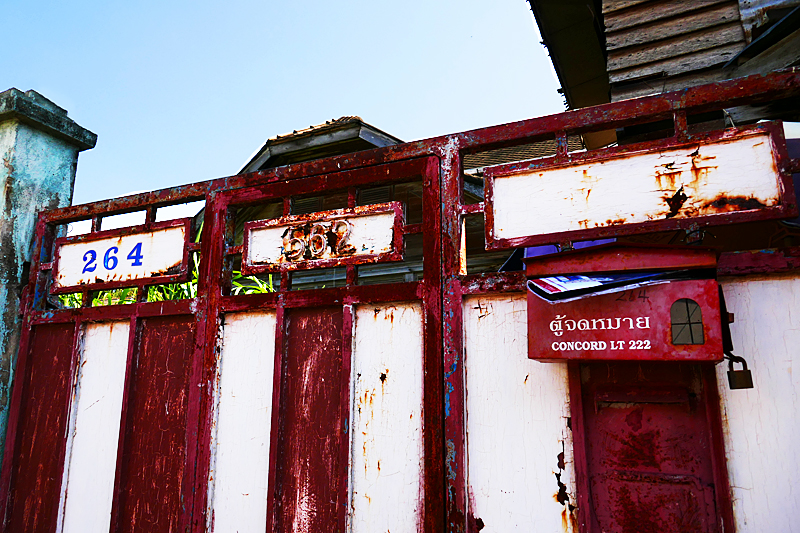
[81,242,144,274]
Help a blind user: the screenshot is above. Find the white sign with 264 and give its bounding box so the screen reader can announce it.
[53,224,187,290]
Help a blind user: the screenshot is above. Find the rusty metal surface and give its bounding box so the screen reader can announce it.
[1,71,799,533]
[578,362,728,532]
[485,123,797,250]
[273,307,347,532]
[1,323,76,532]
[718,246,800,275]
[111,315,195,533]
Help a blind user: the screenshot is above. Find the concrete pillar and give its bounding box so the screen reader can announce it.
[0,89,96,465]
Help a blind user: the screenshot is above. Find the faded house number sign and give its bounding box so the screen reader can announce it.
[243,202,403,272]
[52,222,189,291]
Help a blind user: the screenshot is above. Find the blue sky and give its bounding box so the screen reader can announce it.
[4,0,564,206]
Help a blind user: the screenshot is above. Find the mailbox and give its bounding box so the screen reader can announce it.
[524,244,723,362]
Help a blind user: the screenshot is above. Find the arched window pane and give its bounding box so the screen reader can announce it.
[671,298,704,345]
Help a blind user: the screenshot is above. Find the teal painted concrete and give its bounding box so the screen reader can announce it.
[0,89,95,468]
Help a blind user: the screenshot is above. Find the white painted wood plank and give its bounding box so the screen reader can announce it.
[464,295,576,532]
[54,225,186,288]
[248,210,396,265]
[492,132,782,241]
[716,276,800,532]
[59,321,130,533]
[209,311,277,533]
[349,303,424,533]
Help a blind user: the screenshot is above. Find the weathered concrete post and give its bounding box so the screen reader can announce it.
[0,89,96,465]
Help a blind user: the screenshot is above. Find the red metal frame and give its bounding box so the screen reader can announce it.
[2,72,800,532]
[50,217,193,294]
[241,201,404,274]
[484,123,797,250]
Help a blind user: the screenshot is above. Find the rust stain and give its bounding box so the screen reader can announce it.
[655,167,682,191]
[554,444,577,532]
[561,506,579,532]
[149,261,182,277]
[2,155,15,174]
[701,195,767,212]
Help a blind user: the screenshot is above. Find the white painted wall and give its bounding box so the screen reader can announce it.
[464,294,576,532]
[717,275,800,532]
[349,303,424,533]
[492,132,781,240]
[58,321,130,533]
[209,311,277,533]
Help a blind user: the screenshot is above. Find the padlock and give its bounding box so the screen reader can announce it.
[727,356,754,390]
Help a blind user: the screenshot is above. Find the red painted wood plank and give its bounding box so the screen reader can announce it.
[273,307,346,532]
[4,322,76,533]
[265,302,286,533]
[111,315,195,533]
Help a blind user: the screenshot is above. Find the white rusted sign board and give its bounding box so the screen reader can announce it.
[52,221,189,292]
[243,202,403,272]
[485,128,794,248]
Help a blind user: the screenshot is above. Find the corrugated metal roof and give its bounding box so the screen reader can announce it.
[269,116,365,143]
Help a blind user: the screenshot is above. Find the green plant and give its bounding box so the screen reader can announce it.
[94,287,138,306]
[57,292,84,308]
[57,286,138,308]
[231,270,274,295]
[146,252,200,302]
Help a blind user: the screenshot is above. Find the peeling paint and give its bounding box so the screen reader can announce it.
[489,130,787,243]
[4,71,800,532]
[245,202,402,270]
